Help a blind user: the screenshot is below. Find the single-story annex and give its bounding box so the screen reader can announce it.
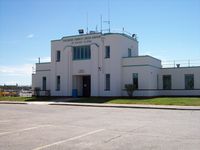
[32,31,200,97]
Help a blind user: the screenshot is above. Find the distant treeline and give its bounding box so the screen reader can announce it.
[0,85,31,92]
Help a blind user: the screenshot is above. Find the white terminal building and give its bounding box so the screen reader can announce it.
[32,31,200,97]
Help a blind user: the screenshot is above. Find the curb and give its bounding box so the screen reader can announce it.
[49,103,200,111]
[1,101,200,111]
[0,101,28,105]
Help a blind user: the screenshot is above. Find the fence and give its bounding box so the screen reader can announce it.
[162,59,200,68]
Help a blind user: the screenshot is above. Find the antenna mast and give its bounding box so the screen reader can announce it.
[86,12,89,34]
[108,0,111,33]
[100,15,103,33]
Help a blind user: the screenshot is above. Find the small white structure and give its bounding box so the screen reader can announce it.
[32,32,200,97]
[19,90,32,97]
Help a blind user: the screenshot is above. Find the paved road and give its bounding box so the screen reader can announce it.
[0,104,200,150]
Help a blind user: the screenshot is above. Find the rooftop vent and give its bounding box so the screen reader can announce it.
[78,29,84,34]
[89,31,96,34]
[132,34,136,38]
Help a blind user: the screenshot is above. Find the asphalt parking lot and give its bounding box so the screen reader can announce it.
[0,104,200,150]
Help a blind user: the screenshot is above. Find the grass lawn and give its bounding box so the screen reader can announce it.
[0,96,200,106]
[106,97,200,106]
[0,96,59,102]
[67,97,200,106]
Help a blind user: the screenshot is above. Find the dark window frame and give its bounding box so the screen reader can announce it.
[105,74,110,91]
[56,50,61,62]
[56,75,60,91]
[163,75,172,90]
[105,46,110,58]
[128,48,132,57]
[185,74,194,90]
[42,76,46,91]
[73,45,91,60]
[132,73,138,89]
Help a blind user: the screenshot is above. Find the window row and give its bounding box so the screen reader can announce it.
[57,47,135,61]
[163,74,194,90]
[73,46,91,60]
[56,45,112,62]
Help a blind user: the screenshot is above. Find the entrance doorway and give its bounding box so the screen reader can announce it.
[82,76,91,97]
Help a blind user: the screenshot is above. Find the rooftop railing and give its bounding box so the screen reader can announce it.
[162,59,200,68]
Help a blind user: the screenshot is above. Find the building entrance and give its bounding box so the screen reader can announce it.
[82,76,91,97]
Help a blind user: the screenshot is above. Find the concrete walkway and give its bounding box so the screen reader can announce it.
[0,101,200,110]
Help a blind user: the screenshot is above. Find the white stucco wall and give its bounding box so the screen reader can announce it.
[122,56,161,96]
[160,67,200,89]
[32,32,200,97]
[159,67,200,96]
[46,33,138,96]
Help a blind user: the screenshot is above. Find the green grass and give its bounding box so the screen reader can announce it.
[107,97,200,106]
[1,96,200,106]
[68,97,200,106]
[0,96,59,102]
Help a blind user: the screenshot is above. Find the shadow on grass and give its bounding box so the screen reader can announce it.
[25,96,155,103]
[25,96,67,102]
[67,97,115,103]
[66,97,159,103]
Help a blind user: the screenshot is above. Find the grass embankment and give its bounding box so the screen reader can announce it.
[0,96,200,106]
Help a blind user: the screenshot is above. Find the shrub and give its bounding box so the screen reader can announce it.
[125,84,135,97]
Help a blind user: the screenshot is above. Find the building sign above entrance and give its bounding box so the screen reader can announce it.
[63,35,101,45]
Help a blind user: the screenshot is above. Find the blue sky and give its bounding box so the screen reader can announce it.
[0,0,200,85]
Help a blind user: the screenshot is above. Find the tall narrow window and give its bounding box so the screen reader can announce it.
[105,46,110,58]
[185,74,194,89]
[56,76,60,91]
[56,51,61,62]
[163,75,171,90]
[42,77,46,91]
[132,73,138,89]
[105,74,110,91]
[128,48,132,57]
[157,74,159,89]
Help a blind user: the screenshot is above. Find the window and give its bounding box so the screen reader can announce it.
[132,73,138,89]
[56,76,60,91]
[105,46,110,58]
[56,51,61,62]
[163,75,171,90]
[73,46,91,60]
[128,48,132,57]
[185,74,194,90]
[42,77,46,91]
[157,74,159,89]
[105,74,110,91]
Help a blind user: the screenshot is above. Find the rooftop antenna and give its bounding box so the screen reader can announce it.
[108,0,111,33]
[100,15,103,33]
[86,12,89,34]
[103,0,111,33]
[95,25,98,32]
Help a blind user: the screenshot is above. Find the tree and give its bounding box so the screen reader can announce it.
[125,84,135,97]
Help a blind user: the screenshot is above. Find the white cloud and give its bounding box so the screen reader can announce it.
[27,34,34,39]
[0,64,33,85]
[0,64,33,76]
